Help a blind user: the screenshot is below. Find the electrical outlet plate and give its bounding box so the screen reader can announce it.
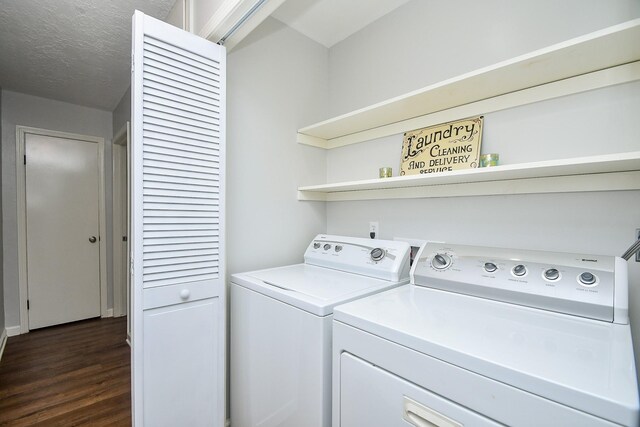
[369,222,379,237]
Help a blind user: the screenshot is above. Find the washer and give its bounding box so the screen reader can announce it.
[333,242,639,427]
[230,234,411,427]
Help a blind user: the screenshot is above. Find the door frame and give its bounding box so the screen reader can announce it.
[112,122,130,319]
[16,125,108,334]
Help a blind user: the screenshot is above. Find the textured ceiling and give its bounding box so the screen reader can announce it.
[0,0,175,111]
[272,0,411,48]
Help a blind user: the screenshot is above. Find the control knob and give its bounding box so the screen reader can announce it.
[431,253,451,270]
[579,272,597,286]
[335,245,343,252]
[313,243,321,249]
[544,268,560,281]
[512,264,527,277]
[484,262,498,273]
[370,248,386,261]
[323,243,331,251]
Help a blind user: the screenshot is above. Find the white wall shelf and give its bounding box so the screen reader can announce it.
[297,19,640,150]
[297,152,640,201]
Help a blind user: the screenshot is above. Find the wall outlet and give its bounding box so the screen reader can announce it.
[369,222,379,238]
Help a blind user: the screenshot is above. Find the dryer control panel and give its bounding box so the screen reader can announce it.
[412,242,628,324]
[305,234,411,282]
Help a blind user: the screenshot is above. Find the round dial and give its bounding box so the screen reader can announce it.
[544,268,560,281]
[512,264,527,277]
[313,243,321,249]
[431,253,451,270]
[484,262,498,273]
[335,245,343,252]
[579,272,597,286]
[370,248,386,261]
[323,243,331,251]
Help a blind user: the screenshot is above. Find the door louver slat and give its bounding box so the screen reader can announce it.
[143,254,217,267]
[144,123,219,142]
[143,71,220,100]
[144,194,218,203]
[143,100,220,125]
[144,229,219,238]
[144,50,220,82]
[144,72,219,101]
[143,109,220,132]
[144,241,218,253]
[144,174,219,188]
[144,260,220,275]
[144,146,219,164]
[144,91,219,115]
[143,248,220,261]
[143,166,219,181]
[144,117,219,138]
[144,216,219,224]
[143,35,220,70]
[144,139,219,159]
[144,86,220,113]
[144,56,220,88]
[143,157,219,173]
[144,223,219,232]
[144,87,219,112]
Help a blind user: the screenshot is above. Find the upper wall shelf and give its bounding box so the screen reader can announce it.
[297,152,640,201]
[297,19,640,149]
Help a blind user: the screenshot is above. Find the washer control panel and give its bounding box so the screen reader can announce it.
[304,234,411,282]
[412,243,627,324]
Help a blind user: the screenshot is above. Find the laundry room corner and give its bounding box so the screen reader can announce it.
[226,16,329,276]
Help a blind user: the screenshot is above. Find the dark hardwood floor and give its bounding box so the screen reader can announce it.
[0,317,131,426]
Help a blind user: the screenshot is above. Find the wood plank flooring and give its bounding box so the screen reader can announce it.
[0,317,131,426]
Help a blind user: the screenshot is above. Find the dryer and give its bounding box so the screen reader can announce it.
[230,234,411,427]
[333,242,639,426]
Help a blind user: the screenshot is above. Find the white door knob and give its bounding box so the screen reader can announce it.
[180,289,190,300]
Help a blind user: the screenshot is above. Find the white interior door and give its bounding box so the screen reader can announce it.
[25,133,101,330]
[131,10,226,426]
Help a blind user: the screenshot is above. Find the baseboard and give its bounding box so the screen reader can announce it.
[6,326,22,337]
[0,329,7,363]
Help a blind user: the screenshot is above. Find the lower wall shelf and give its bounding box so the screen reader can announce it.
[297,152,640,201]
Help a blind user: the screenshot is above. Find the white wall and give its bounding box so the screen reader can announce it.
[1,90,113,329]
[321,0,640,373]
[191,0,225,35]
[166,0,186,30]
[112,86,131,136]
[226,16,328,275]
[328,0,640,116]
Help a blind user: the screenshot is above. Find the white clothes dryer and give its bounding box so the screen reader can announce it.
[333,242,639,427]
[230,234,411,427]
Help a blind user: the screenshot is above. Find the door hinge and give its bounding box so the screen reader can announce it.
[24,155,26,165]
[27,299,30,310]
[122,236,128,242]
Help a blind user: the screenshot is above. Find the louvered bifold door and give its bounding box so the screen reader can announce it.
[131,11,225,427]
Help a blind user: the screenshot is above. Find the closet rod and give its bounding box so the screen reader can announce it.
[218,0,269,45]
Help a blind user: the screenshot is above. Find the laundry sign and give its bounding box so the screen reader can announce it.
[400,116,484,175]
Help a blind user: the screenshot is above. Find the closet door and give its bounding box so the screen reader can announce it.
[131,11,225,427]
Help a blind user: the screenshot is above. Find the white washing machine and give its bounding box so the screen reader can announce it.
[333,242,639,427]
[230,234,411,427]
